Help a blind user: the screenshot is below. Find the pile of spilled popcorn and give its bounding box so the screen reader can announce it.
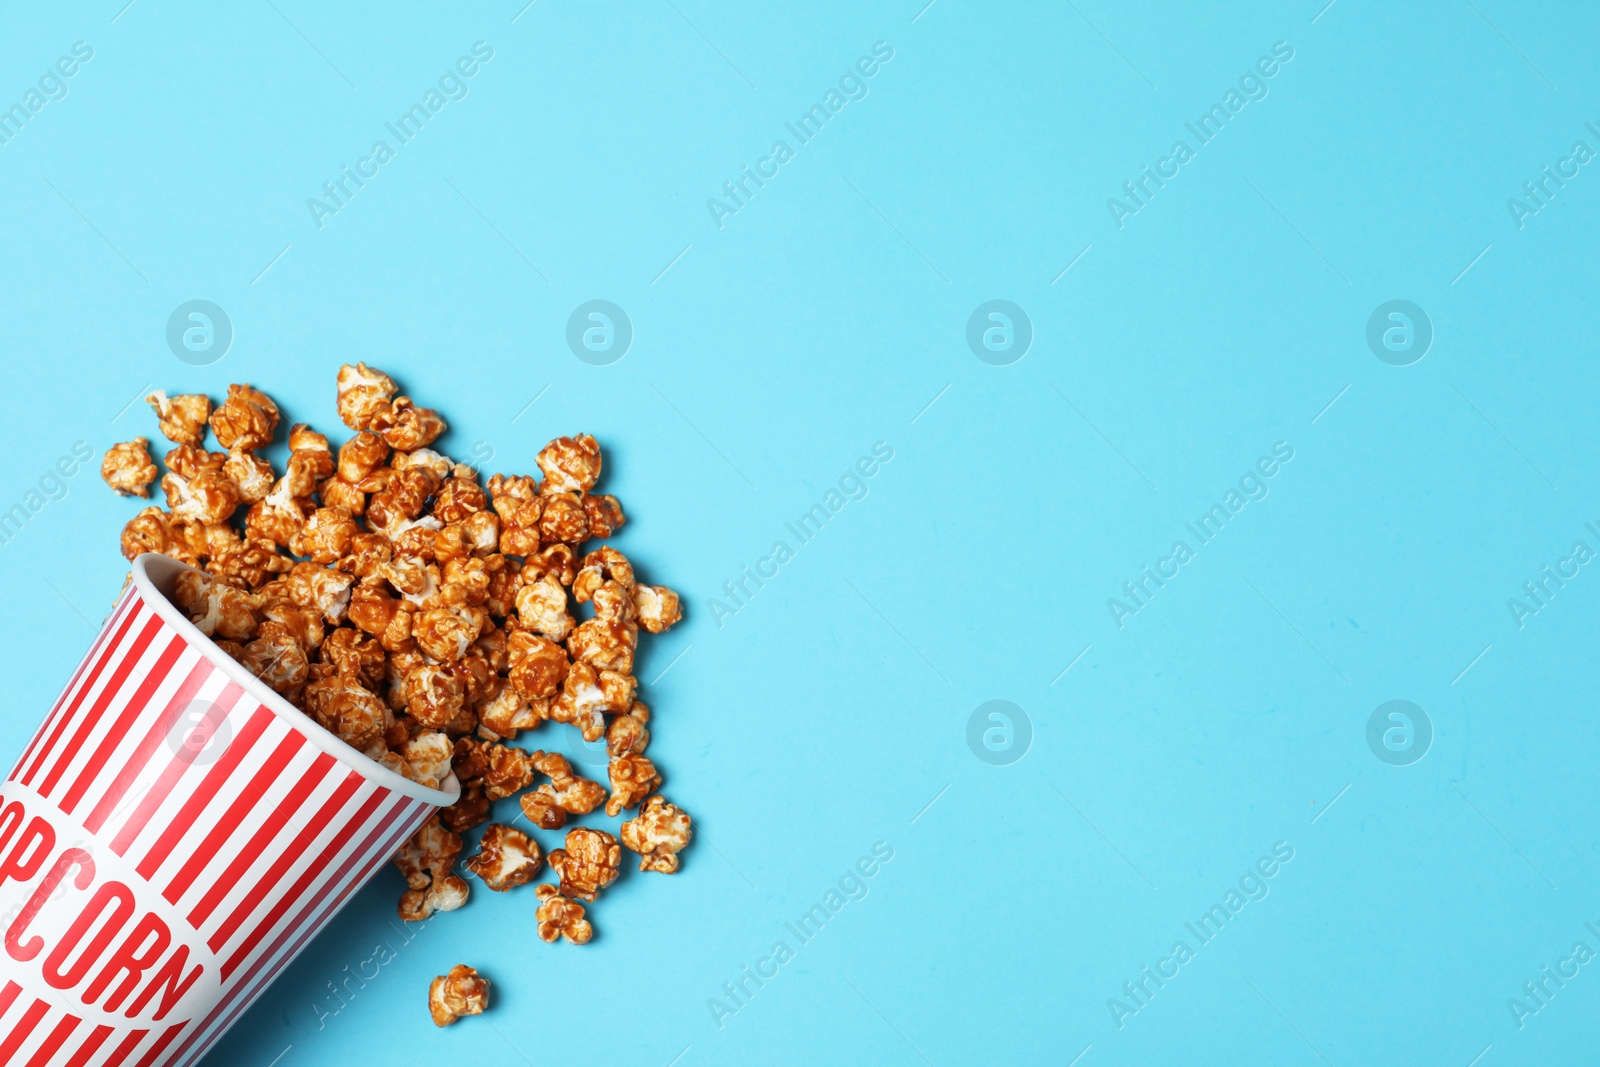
[101,364,692,1027]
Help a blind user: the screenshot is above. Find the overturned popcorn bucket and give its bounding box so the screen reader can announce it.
[0,553,457,1066]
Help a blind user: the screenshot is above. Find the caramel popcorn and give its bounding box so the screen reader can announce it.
[605,754,661,818]
[620,796,692,874]
[536,434,602,494]
[373,396,446,451]
[534,884,593,944]
[146,390,213,447]
[453,737,537,800]
[336,361,399,431]
[101,438,158,497]
[209,383,280,451]
[396,816,470,921]
[428,964,489,1027]
[519,752,605,830]
[634,584,684,634]
[607,701,650,756]
[546,827,622,902]
[105,363,694,1008]
[174,569,260,641]
[465,824,542,891]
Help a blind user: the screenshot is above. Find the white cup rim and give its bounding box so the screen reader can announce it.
[131,553,460,807]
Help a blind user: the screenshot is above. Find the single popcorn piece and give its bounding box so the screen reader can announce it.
[289,506,359,564]
[464,824,542,891]
[605,753,661,817]
[302,674,391,751]
[173,569,260,641]
[514,571,573,641]
[208,383,280,451]
[162,469,240,526]
[607,701,650,756]
[398,730,453,789]
[546,827,622,902]
[101,439,159,497]
[534,884,593,944]
[507,630,569,699]
[404,664,465,729]
[428,964,489,1027]
[373,396,447,451]
[573,546,634,603]
[536,491,589,545]
[336,362,399,431]
[223,448,276,504]
[519,752,605,830]
[633,584,684,633]
[551,662,634,742]
[146,390,212,447]
[620,795,692,874]
[395,816,470,921]
[240,631,310,700]
[536,434,602,494]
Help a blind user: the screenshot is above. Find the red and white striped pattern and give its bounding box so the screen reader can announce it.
[0,581,441,1066]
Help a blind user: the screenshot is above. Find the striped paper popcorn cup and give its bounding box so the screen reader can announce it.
[0,553,458,1066]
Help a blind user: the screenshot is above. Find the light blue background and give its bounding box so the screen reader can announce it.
[0,1,1596,1064]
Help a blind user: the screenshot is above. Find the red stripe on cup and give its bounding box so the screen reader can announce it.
[62,1023,112,1067]
[133,704,275,880]
[81,657,214,835]
[24,1010,81,1067]
[189,797,426,1059]
[0,997,50,1061]
[58,635,189,815]
[218,785,386,978]
[207,770,365,955]
[105,1028,152,1064]
[187,750,336,929]
[109,681,247,857]
[161,729,302,905]
[11,592,135,780]
[133,1021,189,1067]
[19,601,143,786]
[35,613,163,797]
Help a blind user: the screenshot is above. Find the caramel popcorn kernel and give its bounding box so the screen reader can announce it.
[519,752,605,830]
[546,827,622,902]
[536,434,602,494]
[101,439,158,498]
[208,383,280,451]
[534,884,593,944]
[606,753,662,818]
[336,362,399,431]
[146,390,212,447]
[620,795,692,874]
[373,396,447,451]
[465,824,542,891]
[396,816,470,922]
[428,964,489,1027]
[634,584,684,634]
